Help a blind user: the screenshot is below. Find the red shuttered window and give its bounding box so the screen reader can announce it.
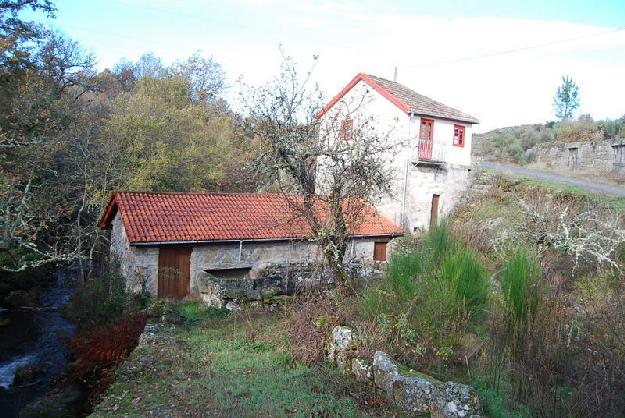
[453,124,465,147]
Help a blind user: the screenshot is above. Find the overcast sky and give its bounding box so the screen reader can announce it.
[30,0,625,132]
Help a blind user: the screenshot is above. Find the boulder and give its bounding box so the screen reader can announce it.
[372,351,480,417]
[225,301,241,311]
[431,382,481,418]
[327,326,356,371]
[351,357,373,382]
[373,351,436,415]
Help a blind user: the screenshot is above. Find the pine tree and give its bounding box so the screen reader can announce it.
[553,75,580,121]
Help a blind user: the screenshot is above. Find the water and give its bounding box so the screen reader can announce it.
[0,270,77,417]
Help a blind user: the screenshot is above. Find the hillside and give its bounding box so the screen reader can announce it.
[474,116,625,165]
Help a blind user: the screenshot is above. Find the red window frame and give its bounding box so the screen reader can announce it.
[339,118,354,141]
[419,118,434,141]
[453,124,465,147]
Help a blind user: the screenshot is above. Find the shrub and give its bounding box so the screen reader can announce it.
[500,248,541,327]
[175,301,229,324]
[64,272,133,332]
[361,224,490,369]
[68,313,147,408]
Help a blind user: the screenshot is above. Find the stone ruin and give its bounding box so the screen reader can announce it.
[327,326,481,417]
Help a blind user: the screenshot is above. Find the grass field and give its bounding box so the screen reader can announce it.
[91,305,396,417]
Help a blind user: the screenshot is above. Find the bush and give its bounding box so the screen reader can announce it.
[64,272,133,331]
[175,301,229,324]
[500,248,541,327]
[68,313,147,409]
[361,224,490,370]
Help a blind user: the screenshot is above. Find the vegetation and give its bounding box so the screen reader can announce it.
[1,1,260,276]
[553,75,580,121]
[474,115,625,164]
[241,54,400,285]
[359,225,489,372]
[92,306,397,417]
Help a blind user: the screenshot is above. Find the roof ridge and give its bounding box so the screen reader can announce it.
[114,191,302,197]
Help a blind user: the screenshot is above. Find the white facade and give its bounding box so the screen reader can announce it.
[318,79,475,231]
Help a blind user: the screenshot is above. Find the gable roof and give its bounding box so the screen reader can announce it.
[97,192,403,244]
[317,73,479,124]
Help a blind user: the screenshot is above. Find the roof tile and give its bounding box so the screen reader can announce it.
[98,192,403,244]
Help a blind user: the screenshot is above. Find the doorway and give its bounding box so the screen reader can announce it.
[430,194,440,230]
[158,247,191,299]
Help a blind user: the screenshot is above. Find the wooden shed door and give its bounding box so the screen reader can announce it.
[430,194,440,230]
[158,247,191,299]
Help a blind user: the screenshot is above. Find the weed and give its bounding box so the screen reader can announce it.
[175,301,229,324]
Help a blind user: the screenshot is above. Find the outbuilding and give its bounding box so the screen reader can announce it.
[97,192,402,304]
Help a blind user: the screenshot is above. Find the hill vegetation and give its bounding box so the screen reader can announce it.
[474,115,625,165]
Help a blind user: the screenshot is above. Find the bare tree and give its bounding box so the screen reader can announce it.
[240,54,400,284]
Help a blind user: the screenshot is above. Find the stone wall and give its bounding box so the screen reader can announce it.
[533,138,625,174]
[376,163,472,231]
[110,212,159,294]
[110,213,392,303]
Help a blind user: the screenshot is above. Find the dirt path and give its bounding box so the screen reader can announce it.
[481,161,625,197]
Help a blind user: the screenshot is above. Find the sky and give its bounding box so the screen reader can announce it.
[27,0,625,132]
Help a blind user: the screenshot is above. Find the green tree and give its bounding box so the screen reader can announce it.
[553,75,580,121]
[100,76,246,192]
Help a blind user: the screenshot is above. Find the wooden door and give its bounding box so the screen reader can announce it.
[430,194,440,230]
[158,247,191,299]
[373,242,387,262]
[418,118,434,160]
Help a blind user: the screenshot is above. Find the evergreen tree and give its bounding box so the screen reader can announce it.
[553,75,580,121]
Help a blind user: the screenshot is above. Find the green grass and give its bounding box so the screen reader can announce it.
[360,225,490,368]
[175,301,229,324]
[91,309,384,417]
[503,172,625,212]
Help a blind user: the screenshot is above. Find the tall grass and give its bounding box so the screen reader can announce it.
[500,248,541,327]
[361,224,489,368]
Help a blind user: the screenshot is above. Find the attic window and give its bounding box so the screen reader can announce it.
[453,124,465,147]
[339,118,354,141]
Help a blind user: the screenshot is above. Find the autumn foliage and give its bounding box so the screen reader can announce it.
[68,313,146,407]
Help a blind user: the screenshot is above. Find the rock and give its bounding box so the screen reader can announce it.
[225,301,241,311]
[372,351,399,396]
[327,326,356,371]
[13,364,43,386]
[431,381,481,418]
[20,386,84,418]
[372,351,481,417]
[351,357,372,382]
[3,289,39,308]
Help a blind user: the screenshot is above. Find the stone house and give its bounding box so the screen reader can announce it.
[533,138,625,174]
[97,192,402,303]
[317,73,479,231]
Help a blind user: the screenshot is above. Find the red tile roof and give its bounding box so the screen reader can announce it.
[97,192,403,244]
[317,73,479,124]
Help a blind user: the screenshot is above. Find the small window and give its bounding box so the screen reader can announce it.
[453,125,465,147]
[339,118,354,141]
[373,242,387,262]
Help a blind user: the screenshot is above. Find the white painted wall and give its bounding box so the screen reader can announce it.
[318,79,475,231]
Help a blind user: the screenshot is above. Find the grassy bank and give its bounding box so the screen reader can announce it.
[92,306,397,417]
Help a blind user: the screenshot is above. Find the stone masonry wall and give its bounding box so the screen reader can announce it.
[110,212,159,295]
[376,163,472,231]
[533,138,625,174]
[111,213,392,302]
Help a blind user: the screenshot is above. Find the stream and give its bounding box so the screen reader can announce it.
[0,270,77,417]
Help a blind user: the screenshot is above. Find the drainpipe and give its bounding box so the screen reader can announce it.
[238,240,243,262]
